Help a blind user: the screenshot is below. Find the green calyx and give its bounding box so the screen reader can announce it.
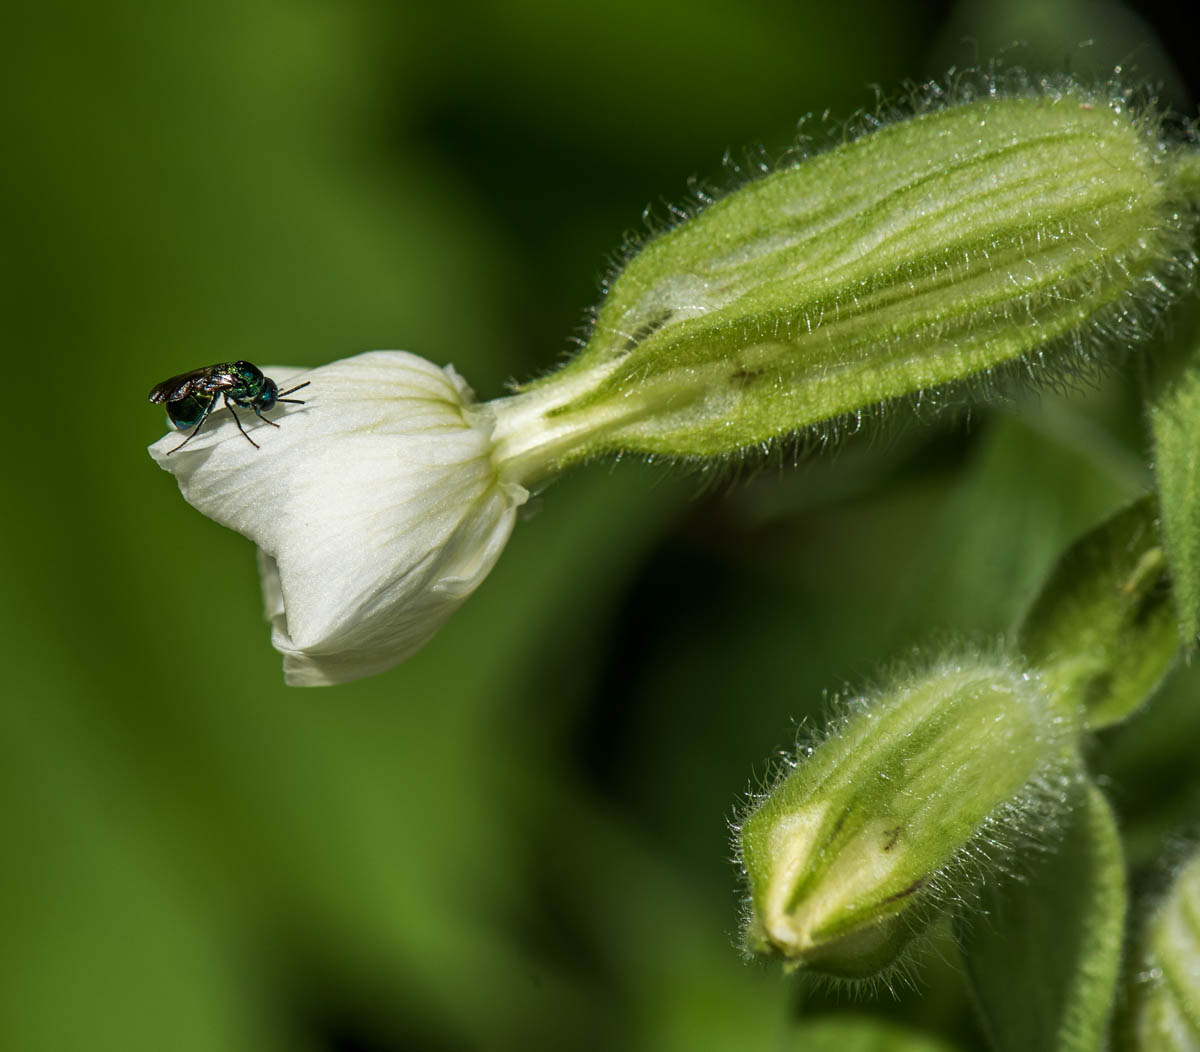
[1131,849,1200,1049]
[495,85,1197,475]
[1017,495,1179,730]
[736,657,1078,978]
[1149,303,1200,648]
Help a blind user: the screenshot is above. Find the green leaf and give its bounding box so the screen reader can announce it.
[960,780,1126,1052]
[1150,331,1200,647]
[1017,495,1178,729]
[788,1016,962,1052]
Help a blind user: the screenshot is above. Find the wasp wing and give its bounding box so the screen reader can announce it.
[148,364,238,404]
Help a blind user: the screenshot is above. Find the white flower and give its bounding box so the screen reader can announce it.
[149,351,529,686]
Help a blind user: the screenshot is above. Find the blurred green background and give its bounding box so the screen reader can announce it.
[2,1,1198,1049]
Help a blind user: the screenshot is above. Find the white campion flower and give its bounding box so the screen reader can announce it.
[149,351,533,686]
[151,83,1200,686]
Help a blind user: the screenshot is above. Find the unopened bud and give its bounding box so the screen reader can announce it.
[736,657,1078,977]
[1131,848,1200,1049]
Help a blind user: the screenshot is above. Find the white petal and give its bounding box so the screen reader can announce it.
[150,351,527,685]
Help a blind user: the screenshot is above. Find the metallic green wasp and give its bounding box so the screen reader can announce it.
[149,361,310,454]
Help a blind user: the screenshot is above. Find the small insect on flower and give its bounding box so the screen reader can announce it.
[148,361,310,453]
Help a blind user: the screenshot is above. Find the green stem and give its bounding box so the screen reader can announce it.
[486,362,650,485]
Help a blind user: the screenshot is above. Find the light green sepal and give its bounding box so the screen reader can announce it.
[1017,495,1178,729]
[1129,846,1200,1050]
[737,656,1078,978]
[527,92,1194,464]
[1150,316,1200,648]
[960,780,1126,1052]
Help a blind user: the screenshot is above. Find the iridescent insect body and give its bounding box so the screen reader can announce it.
[148,361,310,454]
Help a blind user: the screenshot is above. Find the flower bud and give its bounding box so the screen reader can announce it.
[513,83,1198,465]
[736,658,1077,977]
[1017,495,1177,729]
[1131,848,1200,1050]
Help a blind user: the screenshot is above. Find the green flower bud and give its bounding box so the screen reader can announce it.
[1017,495,1178,729]
[1131,848,1200,1050]
[736,657,1077,978]
[492,82,1198,477]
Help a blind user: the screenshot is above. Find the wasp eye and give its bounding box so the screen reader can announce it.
[258,379,278,411]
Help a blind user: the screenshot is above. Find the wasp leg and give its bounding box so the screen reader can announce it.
[166,397,218,455]
[225,394,261,449]
[253,406,281,429]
